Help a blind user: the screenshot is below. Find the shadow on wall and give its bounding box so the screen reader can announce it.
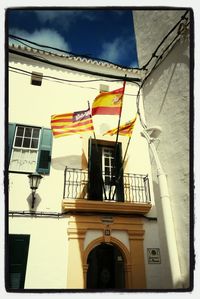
[51,151,87,170]
[99,123,111,135]
[143,39,189,101]
[26,193,42,211]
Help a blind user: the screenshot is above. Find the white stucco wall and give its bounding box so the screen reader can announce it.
[9,50,154,212]
[143,220,171,289]
[9,217,69,289]
[133,10,190,288]
[8,48,163,288]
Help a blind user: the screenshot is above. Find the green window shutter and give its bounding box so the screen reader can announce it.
[37,128,53,175]
[8,123,16,163]
[8,234,30,290]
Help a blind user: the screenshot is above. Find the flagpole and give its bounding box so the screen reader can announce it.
[115,76,127,145]
[121,136,131,167]
[108,75,127,200]
[111,114,137,200]
[88,101,107,200]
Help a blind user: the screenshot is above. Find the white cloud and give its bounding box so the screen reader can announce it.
[99,37,138,67]
[99,38,126,63]
[9,28,70,53]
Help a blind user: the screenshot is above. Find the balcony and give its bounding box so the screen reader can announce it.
[62,167,152,215]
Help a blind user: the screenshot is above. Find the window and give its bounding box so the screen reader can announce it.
[7,234,30,289]
[9,126,40,172]
[102,147,116,200]
[8,124,52,174]
[88,139,124,202]
[31,71,43,86]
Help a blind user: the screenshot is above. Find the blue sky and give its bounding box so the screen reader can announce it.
[7,9,138,68]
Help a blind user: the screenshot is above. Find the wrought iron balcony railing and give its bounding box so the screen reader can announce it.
[63,167,151,204]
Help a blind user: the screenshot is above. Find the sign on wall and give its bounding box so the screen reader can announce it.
[147,248,161,264]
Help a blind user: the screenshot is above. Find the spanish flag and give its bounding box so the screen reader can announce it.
[103,116,137,137]
[51,107,94,138]
[92,87,124,115]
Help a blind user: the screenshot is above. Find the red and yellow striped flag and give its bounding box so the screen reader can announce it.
[51,108,94,138]
[103,115,137,137]
[92,87,124,115]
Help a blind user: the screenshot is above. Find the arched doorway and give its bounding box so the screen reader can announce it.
[86,243,125,289]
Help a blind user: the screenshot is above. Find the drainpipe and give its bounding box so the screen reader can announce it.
[141,128,183,288]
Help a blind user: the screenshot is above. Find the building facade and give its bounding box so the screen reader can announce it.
[6,8,191,289]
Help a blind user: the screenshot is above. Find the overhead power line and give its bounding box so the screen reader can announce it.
[135,11,191,130]
[141,9,190,71]
[141,18,190,89]
[9,34,141,71]
[9,47,141,83]
[8,10,190,132]
[8,9,190,78]
[9,65,140,93]
[8,210,157,219]
[9,66,123,84]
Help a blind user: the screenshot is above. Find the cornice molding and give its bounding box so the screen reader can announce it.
[62,199,152,215]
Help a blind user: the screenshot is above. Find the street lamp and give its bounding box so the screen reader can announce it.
[28,172,43,208]
[141,127,183,288]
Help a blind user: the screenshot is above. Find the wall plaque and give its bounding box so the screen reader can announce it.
[147,248,161,264]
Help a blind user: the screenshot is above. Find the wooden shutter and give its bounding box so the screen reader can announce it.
[8,234,30,289]
[115,143,124,202]
[8,123,16,163]
[37,128,53,174]
[88,139,103,200]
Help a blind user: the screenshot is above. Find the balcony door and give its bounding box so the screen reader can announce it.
[102,146,116,200]
[88,139,124,201]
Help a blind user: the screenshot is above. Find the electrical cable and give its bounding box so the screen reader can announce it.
[9,68,102,90]
[9,66,123,84]
[9,47,141,84]
[9,66,141,94]
[9,34,141,71]
[9,38,65,63]
[9,210,67,218]
[141,9,190,70]
[8,11,190,131]
[8,10,190,82]
[8,10,190,77]
[8,210,157,220]
[136,86,147,129]
[141,19,190,90]
[7,12,190,224]
[136,17,190,130]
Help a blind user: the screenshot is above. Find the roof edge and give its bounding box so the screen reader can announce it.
[9,43,143,76]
